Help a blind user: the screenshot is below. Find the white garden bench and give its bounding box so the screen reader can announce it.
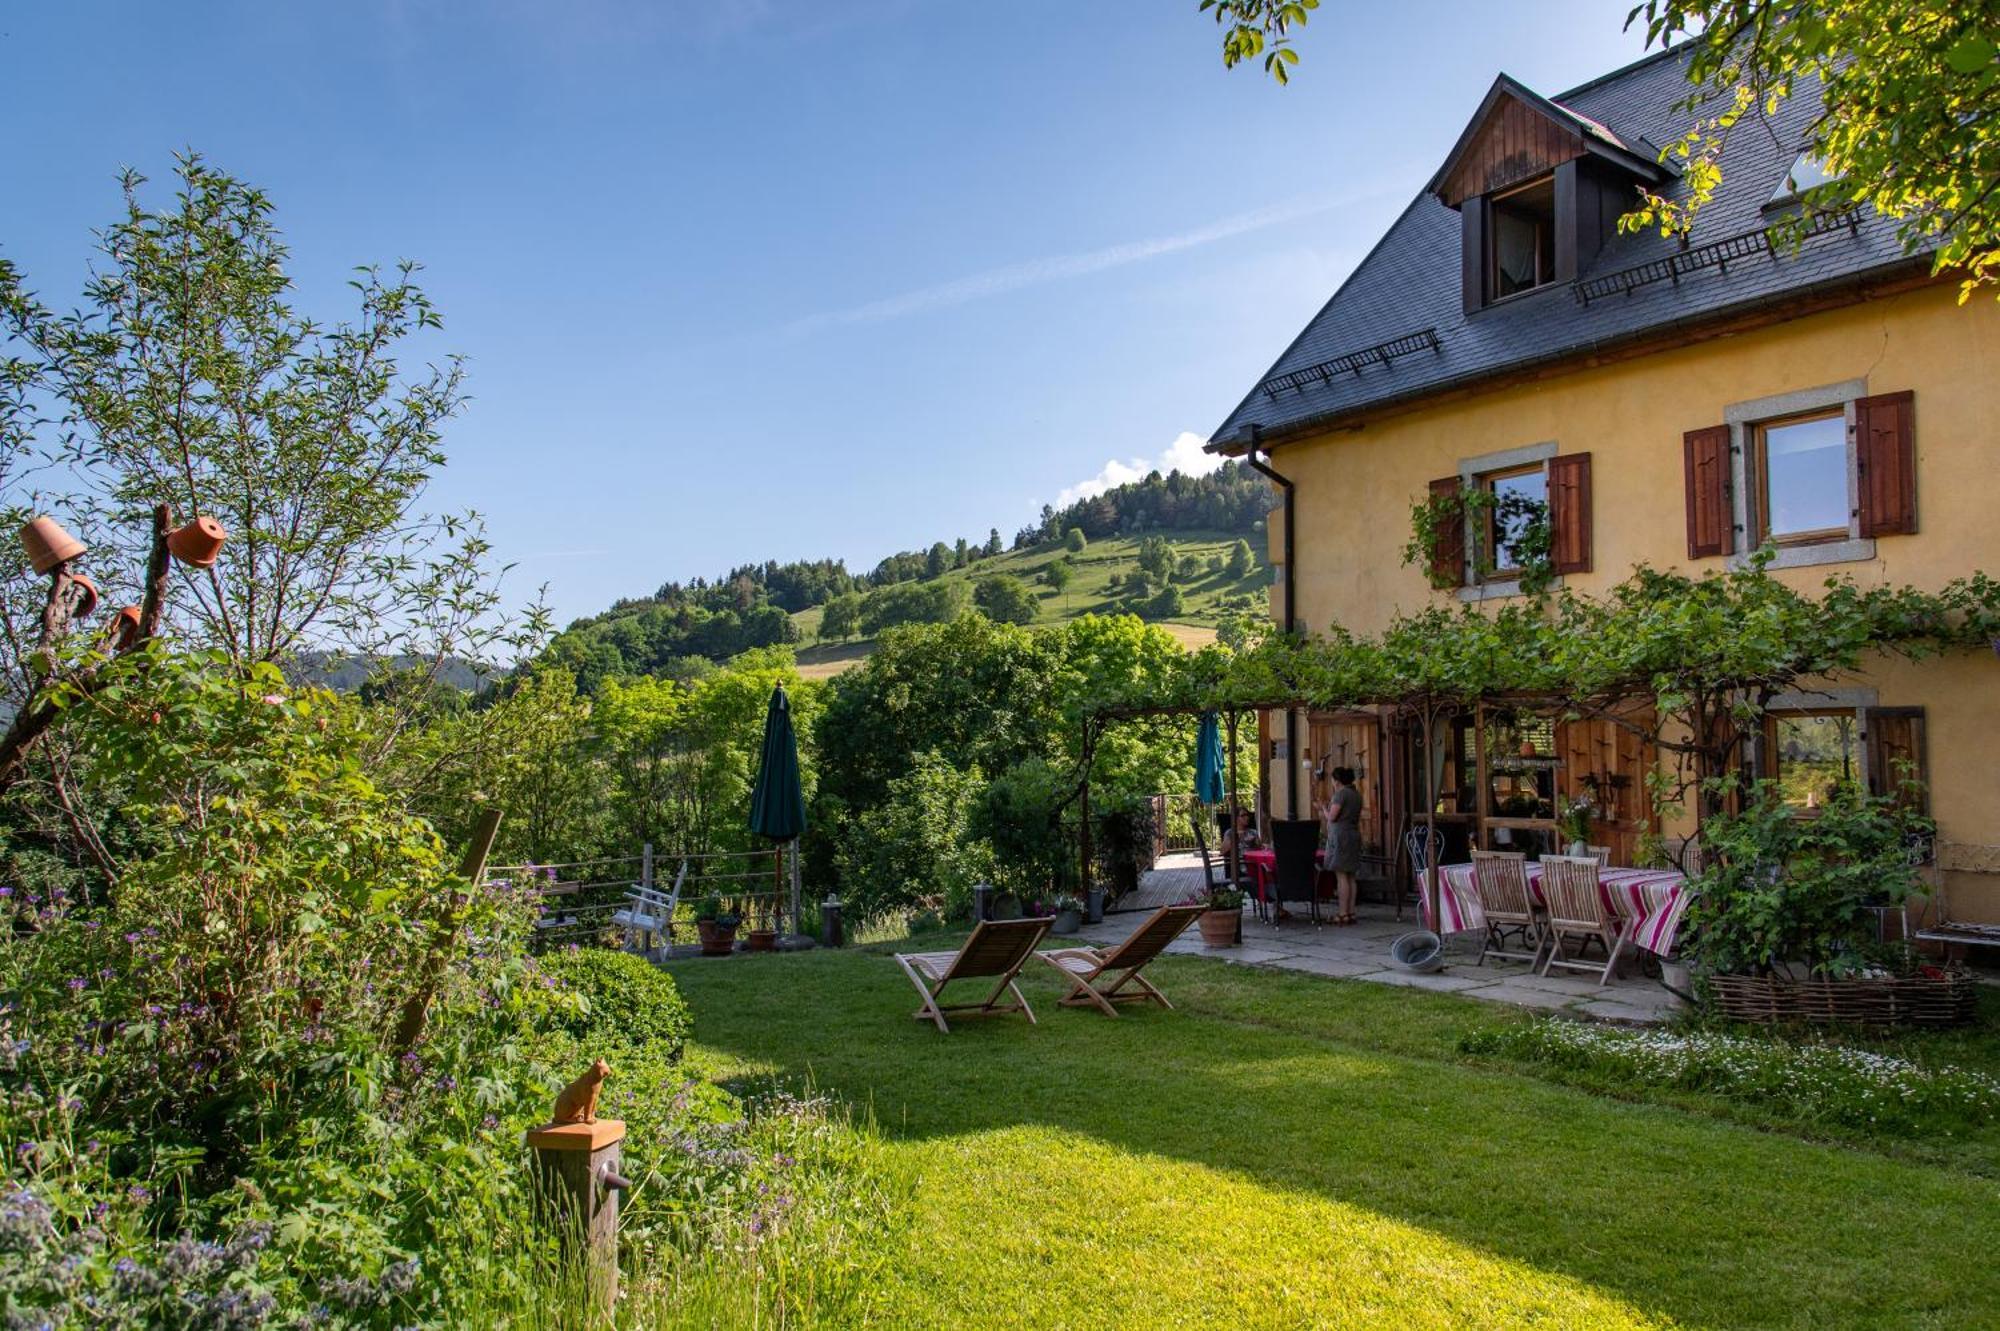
[613,859,687,952]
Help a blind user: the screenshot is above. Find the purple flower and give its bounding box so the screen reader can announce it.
[68,978,88,991]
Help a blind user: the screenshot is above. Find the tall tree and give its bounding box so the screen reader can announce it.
[0,156,528,683]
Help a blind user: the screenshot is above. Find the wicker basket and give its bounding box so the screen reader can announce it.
[1706,970,1979,1027]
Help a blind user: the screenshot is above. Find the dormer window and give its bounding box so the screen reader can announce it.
[1489,176,1557,300]
[1429,74,1670,315]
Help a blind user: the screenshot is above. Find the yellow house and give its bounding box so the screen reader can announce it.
[1205,49,2000,936]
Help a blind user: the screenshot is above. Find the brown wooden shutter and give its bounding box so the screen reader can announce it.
[1683,425,1733,558]
[1855,390,1916,536]
[1547,452,1593,575]
[1865,706,1929,813]
[1428,476,1466,586]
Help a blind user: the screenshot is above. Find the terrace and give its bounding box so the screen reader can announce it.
[1106,850,1681,1022]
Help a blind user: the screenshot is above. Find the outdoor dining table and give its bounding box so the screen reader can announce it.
[1429,861,1693,957]
[1238,847,1326,908]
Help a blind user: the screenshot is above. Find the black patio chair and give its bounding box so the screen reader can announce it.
[1269,817,1328,927]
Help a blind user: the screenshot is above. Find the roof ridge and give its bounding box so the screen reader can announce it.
[1552,38,1686,102]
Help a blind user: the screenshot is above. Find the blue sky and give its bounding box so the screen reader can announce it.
[4,1,1651,628]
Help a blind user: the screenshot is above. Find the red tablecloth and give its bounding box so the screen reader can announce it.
[1431,861,1692,957]
[1238,848,1326,901]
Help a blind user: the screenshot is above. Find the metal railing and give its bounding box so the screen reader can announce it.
[487,844,798,946]
[1148,794,1225,856]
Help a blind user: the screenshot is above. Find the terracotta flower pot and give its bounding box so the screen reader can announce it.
[109,605,142,652]
[20,516,86,574]
[746,929,778,953]
[65,574,99,621]
[696,919,738,957]
[1198,908,1240,948]
[166,516,228,569]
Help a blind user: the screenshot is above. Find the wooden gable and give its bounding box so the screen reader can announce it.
[1435,93,1587,209]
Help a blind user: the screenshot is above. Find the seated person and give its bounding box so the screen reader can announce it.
[1218,809,1262,866]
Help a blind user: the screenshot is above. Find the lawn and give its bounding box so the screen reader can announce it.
[667,942,1996,1329]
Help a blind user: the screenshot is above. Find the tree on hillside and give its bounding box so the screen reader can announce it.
[820,592,862,641]
[954,536,970,568]
[985,528,1004,557]
[924,542,952,579]
[859,579,969,635]
[973,574,1039,626]
[1042,557,1074,607]
[1227,538,1255,579]
[1064,527,1087,554]
[1151,584,1187,620]
[1137,535,1175,583]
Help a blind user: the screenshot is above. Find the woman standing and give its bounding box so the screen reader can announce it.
[1319,766,1363,925]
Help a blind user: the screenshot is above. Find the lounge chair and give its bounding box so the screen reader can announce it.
[1037,903,1208,1016]
[894,917,1052,1033]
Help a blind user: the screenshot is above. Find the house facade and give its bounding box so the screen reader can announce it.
[1206,48,2000,930]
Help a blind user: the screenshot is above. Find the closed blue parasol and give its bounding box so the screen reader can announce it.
[1194,711,1225,805]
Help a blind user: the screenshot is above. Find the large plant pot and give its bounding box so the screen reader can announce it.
[1050,910,1081,937]
[696,920,739,957]
[746,929,778,953]
[1198,908,1239,948]
[1084,887,1106,925]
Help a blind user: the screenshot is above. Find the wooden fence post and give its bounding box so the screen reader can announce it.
[528,1119,628,1313]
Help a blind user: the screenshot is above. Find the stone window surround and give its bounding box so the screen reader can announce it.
[1454,440,1559,603]
[1748,686,1880,779]
[1724,378,1875,571]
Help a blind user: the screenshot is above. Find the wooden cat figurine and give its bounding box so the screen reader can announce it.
[552,1058,611,1125]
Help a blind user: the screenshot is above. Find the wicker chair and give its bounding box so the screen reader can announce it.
[1538,853,1628,986]
[1470,849,1542,966]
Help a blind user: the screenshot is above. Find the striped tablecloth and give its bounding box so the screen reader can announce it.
[1427,862,1693,957]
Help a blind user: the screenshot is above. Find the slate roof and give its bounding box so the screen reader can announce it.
[1208,46,1926,451]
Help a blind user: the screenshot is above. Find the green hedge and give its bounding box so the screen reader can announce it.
[534,948,693,1060]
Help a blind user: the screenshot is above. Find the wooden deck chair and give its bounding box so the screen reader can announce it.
[894,917,1052,1033]
[1538,854,1628,986]
[1470,849,1543,967]
[1037,903,1207,1016]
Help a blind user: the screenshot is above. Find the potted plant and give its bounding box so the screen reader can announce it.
[1556,792,1596,857]
[1049,894,1084,936]
[693,894,740,957]
[746,898,779,953]
[1197,887,1243,947]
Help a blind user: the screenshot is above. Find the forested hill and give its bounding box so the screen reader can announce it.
[542,462,1272,690]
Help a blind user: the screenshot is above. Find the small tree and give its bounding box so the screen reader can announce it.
[1063,527,1087,554]
[1151,584,1186,620]
[820,592,862,641]
[973,574,1038,626]
[1042,558,1075,607]
[985,527,1004,557]
[1226,538,1255,579]
[924,542,952,579]
[1137,534,1174,583]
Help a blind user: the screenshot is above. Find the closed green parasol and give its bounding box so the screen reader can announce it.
[749,685,806,842]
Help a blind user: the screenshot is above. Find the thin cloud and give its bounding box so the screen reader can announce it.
[781,192,1370,338]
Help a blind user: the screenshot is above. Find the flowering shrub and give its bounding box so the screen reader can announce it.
[1462,1019,2000,1134]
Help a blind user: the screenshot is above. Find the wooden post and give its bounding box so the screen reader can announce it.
[1225,710,1243,942]
[641,842,654,893]
[528,1119,628,1312]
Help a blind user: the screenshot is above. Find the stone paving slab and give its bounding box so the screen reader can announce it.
[1463,983,1577,1011]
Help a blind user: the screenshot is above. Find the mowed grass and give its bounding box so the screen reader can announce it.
[667,943,1997,1329]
